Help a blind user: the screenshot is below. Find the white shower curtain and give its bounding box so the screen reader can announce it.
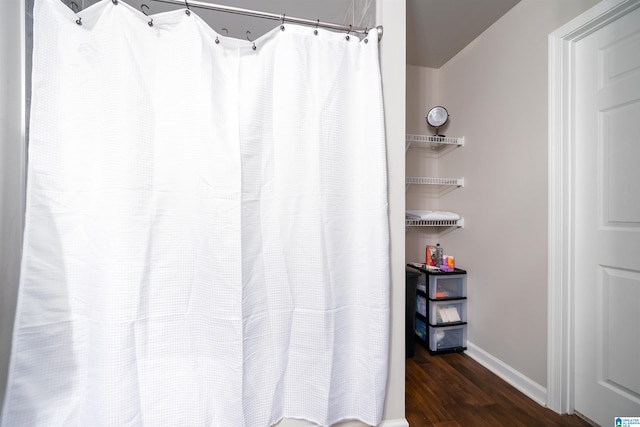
[1,0,389,426]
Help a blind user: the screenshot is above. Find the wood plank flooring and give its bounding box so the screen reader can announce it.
[405,343,593,426]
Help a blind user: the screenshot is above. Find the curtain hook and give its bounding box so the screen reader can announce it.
[141,4,154,26]
[71,2,82,25]
[280,13,285,31]
[345,25,352,41]
[314,19,319,35]
[364,28,369,44]
[246,31,256,50]
[184,0,190,16]
[216,28,228,44]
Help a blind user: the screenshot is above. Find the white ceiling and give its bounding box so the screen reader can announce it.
[122,0,521,68]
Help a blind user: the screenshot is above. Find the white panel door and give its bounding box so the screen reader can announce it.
[574,3,640,425]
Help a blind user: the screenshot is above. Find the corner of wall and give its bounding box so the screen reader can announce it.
[466,341,547,407]
[377,0,406,423]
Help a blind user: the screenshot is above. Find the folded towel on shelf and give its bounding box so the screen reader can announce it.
[405,210,432,220]
[406,210,460,221]
[424,211,460,221]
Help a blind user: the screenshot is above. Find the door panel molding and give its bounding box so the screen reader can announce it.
[599,265,640,401]
[547,0,640,414]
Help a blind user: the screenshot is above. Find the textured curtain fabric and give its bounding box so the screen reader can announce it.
[1,0,389,426]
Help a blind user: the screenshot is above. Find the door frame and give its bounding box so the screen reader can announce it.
[547,0,640,414]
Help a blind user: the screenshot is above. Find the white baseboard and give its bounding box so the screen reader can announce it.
[465,341,547,407]
[377,418,409,427]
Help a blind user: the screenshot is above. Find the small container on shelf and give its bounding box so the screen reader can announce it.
[425,244,444,268]
[440,255,455,272]
[428,323,467,354]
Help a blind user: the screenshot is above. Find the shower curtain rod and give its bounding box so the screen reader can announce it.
[151,0,384,41]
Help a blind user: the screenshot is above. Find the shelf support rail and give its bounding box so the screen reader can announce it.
[405,218,464,228]
[405,177,464,191]
[405,134,465,151]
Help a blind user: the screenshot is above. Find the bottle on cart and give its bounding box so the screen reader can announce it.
[435,243,443,268]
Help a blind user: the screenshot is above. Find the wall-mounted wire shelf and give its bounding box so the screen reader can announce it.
[405,134,465,233]
[405,177,464,191]
[405,134,465,152]
[405,218,464,228]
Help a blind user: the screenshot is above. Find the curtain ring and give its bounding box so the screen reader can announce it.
[184,0,190,16]
[345,25,352,41]
[216,27,228,44]
[314,19,319,35]
[246,31,256,50]
[112,0,118,5]
[364,28,369,43]
[280,13,285,31]
[141,3,154,26]
[72,1,81,25]
[215,29,226,44]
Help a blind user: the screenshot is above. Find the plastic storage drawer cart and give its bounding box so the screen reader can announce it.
[407,266,467,355]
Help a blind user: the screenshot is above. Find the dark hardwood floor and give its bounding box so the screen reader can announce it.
[405,343,593,426]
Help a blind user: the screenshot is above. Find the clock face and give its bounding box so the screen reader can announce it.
[427,106,448,127]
